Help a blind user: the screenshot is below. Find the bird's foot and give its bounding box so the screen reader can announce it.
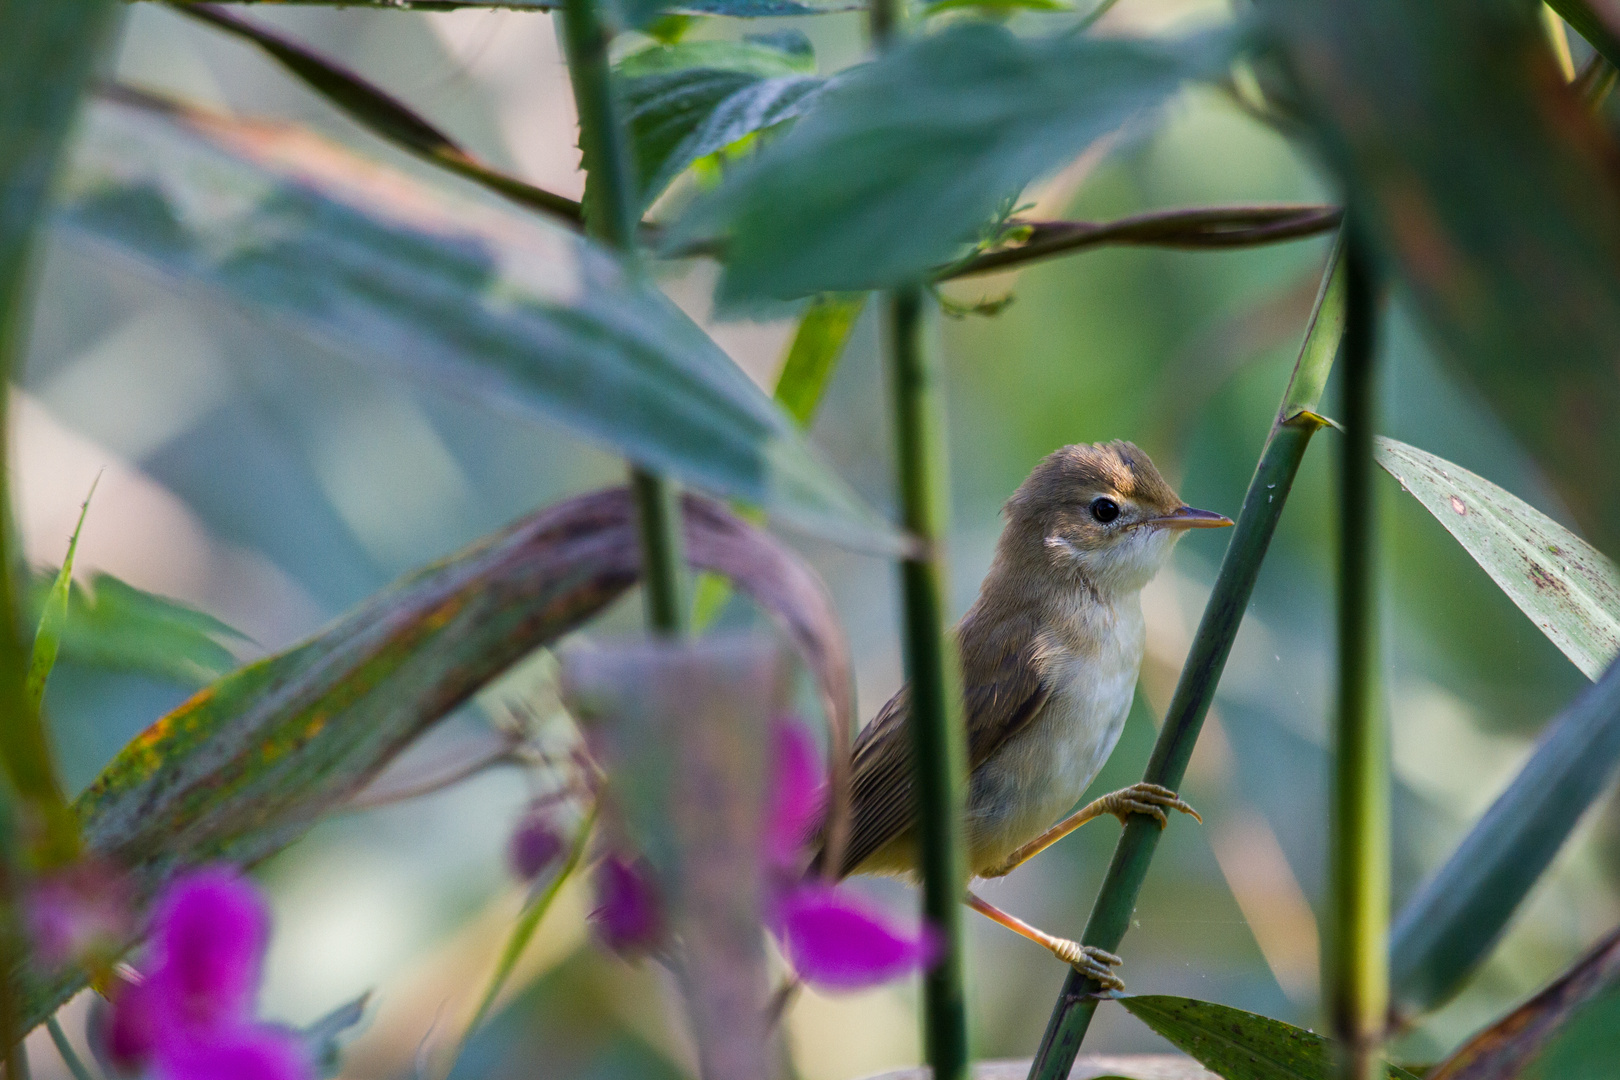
[1100,782,1201,829]
[1049,939,1125,991]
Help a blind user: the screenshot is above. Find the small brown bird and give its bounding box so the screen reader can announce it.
[820,440,1231,988]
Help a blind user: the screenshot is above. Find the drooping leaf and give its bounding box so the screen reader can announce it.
[1266,0,1620,557]
[1427,923,1620,1080]
[17,488,854,1031]
[675,22,1236,300]
[58,91,902,555]
[169,6,584,226]
[1376,438,1620,680]
[621,67,823,208]
[27,478,97,709]
[1389,658,1620,1018]
[1116,995,1421,1080]
[25,571,244,688]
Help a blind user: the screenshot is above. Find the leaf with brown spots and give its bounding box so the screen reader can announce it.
[1376,437,1620,680]
[14,488,852,1034]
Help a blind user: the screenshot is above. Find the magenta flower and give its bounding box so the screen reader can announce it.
[103,867,311,1080]
[590,854,666,956]
[765,720,937,992]
[507,810,567,883]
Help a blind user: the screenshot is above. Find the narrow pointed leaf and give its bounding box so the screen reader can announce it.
[27,479,96,708]
[622,68,823,208]
[16,488,854,1031]
[1428,922,1620,1080]
[676,22,1237,300]
[58,92,902,554]
[1390,657,1620,1017]
[1376,438,1620,679]
[774,293,866,425]
[1117,996,1420,1080]
[26,571,244,688]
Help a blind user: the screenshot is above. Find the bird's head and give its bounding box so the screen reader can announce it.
[1000,440,1233,595]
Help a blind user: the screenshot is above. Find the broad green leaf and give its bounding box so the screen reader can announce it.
[59,92,901,555]
[26,571,244,688]
[774,293,867,425]
[170,6,583,226]
[675,22,1236,300]
[1390,659,1620,1017]
[1430,923,1620,1080]
[1377,438,1620,680]
[27,478,96,709]
[1117,996,1420,1080]
[1267,0,1620,556]
[18,487,855,1030]
[617,38,814,78]
[1522,983,1620,1080]
[622,68,823,208]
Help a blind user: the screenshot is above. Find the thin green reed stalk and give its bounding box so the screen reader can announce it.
[1028,237,1347,1080]
[1329,239,1386,1080]
[885,288,970,1080]
[558,0,688,637]
[866,4,968,1076]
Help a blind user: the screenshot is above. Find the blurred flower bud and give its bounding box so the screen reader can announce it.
[589,854,665,956]
[507,809,567,882]
[25,860,132,971]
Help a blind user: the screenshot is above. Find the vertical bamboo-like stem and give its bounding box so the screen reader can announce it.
[1329,239,1386,1080]
[1026,238,1346,1080]
[558,0,687,637]
[887,286,970,1080]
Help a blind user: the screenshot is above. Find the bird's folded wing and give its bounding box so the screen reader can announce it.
[835,622,1049,877]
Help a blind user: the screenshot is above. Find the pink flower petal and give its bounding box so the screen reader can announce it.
[590,855,665,956]
[157,1024,313,1080]
[148,867,269,1031]
[773,883,939,991]
[103,977,159,1072]
[764,720,826,871]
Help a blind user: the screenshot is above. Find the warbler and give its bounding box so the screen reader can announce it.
[819,440,1231,988]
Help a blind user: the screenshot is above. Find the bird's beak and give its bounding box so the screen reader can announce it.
[1145,505,1235,530]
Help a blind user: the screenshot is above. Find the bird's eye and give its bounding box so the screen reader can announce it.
[1090,497,1120,524]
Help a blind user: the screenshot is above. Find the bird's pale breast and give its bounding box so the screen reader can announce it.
[963,593,1145,875]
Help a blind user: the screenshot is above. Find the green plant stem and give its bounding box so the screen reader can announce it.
[1026,238,1346,1080]
[559,0,687,636]
[1329,238,1387,1080]
[45,1017,94,1080]
[886,287,970,1080]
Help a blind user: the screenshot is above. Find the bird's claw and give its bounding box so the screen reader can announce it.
[1106,782,1201,829]
[1049,939,1125,990]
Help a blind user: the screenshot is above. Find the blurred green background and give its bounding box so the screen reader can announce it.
[19,1,1615,1076]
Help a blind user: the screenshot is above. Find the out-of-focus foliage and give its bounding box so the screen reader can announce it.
[57,90,898,553]
[676,22,1236,298]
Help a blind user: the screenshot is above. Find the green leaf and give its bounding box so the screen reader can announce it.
[60,91,901,555]
[1430,923,1620,1080]
[26,571,244,688]
[1390,660,1620,1017]
[922,0,1073,16]
[617,38,815,78]
[774,293,867,425]
[676,22,1235,300]
[1269,0,1620,557]
[27,477,97,709]
[621,67,823,208]
[1544,0,1620,71]
[1377,438,1620,680]
[169,6,583,226]
[18,487,856,1030]
[1117,995,1420,1080]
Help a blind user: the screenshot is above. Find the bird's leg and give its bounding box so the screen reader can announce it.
[965,891,1124,990]
[981,782,1201,879]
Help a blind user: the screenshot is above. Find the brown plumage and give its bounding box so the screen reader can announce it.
[819,440,1224,882]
